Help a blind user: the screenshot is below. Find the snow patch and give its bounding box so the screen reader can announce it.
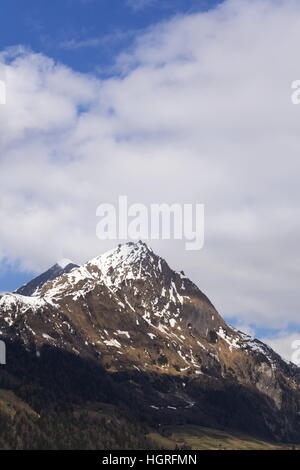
[104,339,121,348]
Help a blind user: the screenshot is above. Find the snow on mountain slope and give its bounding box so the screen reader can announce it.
[0,241,299,414]
[0,241,299,443]
[15,261,78,297]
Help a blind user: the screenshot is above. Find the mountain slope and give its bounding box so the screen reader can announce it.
[15,260,78,296]
[0,241,299,445]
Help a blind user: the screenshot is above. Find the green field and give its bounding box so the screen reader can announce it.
[149,425,300,450]
[0,390,298,450]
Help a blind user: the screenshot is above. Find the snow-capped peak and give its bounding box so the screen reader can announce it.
[15,259,78,297]
[80,241,158,289]
[57,259,74,269]
[89,241,153,272]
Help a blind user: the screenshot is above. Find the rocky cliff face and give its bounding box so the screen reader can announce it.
[0,241,299,442]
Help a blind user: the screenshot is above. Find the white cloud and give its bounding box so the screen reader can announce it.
[262,332,300,365]
[60,30,134,51]
[0,0,300,337]
[126,0,158,12]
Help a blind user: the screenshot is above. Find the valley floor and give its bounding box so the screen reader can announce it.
[148,425,300,450]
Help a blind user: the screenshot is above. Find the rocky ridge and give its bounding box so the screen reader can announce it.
[0,241,299,441]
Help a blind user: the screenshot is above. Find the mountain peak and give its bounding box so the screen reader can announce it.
[89,241,153,272]
[3,242,300,444]
[16,260,79,297]
[56,258,75,269]
[4,241,300,443]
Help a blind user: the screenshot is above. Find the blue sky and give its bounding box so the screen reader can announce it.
[0,259,28,292]
[1,0,220,75]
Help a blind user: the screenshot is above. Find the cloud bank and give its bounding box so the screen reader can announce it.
[0,1,300,349]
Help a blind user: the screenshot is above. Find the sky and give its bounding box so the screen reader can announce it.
[0,0,300,362]
[0,0,217,75]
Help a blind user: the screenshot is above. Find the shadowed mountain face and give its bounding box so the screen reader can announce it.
[0,241,300,446]
[15,260,79,296]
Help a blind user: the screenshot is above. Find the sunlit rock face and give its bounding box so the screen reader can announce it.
[0,241,299,442]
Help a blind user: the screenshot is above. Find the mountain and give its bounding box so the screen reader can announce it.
[0,241,299,449]
[15,259,78,296]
